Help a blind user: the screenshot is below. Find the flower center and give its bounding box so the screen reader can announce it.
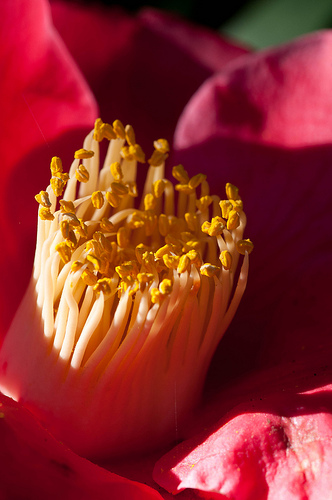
[0,118,253,458]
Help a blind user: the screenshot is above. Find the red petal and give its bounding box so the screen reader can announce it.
[171,31,332,380]
[154,379,332,498]
[50,1,249,152]
[0,392,162,500]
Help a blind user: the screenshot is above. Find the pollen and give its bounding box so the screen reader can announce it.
[3,117,253,460]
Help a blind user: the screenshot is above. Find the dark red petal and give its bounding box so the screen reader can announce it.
[171,31,332,379]
[50,1,249,152]
[0,392,162,500]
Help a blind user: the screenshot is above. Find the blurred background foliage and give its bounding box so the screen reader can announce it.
[68,0,332,49]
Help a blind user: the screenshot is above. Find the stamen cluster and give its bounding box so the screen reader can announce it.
[1,118,253,459]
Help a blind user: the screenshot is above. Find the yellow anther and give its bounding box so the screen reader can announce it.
[102,122,117,141]
[55,241,72,264]
[50,176,66,197]
[93,118,104,142]
[35,191,52,208]
[183,239,200,252]
[116,261,138,279]
[225,183,240,201]
[86,254,102,271]
[117,226,130,248]
[236,239,254,255]
[200,263,220,277]
[93,232,113,254]
[141,251,155,271]
[38,207,54,221]
[151,288,162,304]
[144,193,156,211]
[172,165,189,184]
[81,268,98,287]
[148,150,167,167]
[163,254,180,269]
[175,184,194,194]
[159,279,173,295]
[154,243,174,259]
[137,273,154,285]
[184,212,198,232]
[201,221,211,235]
[85,239,102,257]
[186,249,202,268]
[220,250,232,270]
[177,254,191,274]
[153,179,166,198]
[105,190,121,208]
[61,212,80,227]
[227,210,240,230]
[125,124,136,146]
[113,119,126,139]
[135,244,149,264]
[76,219,88,238]
[153,138,170,154]
[74,148,94,160]
[158,213,169,237]
[196,195,213,212]
[110,162,123,181]
[188,173,206,189]
[50,156,63,176]
[71,260,84,273]
[59,200,76,213]
[99,217,115,233]
[208,216,225,236]
[94,119,117,142]
[219,200,233,219]
[94,277,113,295]
[91,191,104,209]
[75,164,90,183]
[110,181,129,196]
[230,199,243,212]
[130,144,146,163]
[127,211,145,230]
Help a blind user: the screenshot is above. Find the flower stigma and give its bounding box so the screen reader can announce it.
[0,118,253,459]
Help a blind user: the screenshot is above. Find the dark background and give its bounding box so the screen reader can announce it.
[64,0,332,49]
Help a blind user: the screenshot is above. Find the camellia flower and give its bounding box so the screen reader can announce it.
[1,0,332,499]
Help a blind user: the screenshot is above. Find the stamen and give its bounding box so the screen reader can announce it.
[1,118,253,460]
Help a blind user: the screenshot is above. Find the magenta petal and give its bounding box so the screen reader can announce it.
[0,392,162,500]
[154,384,332,499]
[50,1,249,151]
[175,30,332,150]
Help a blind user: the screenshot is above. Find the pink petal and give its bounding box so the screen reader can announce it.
[0,392,163,500]
[50,1,249,151]
[154,380,332,499]
[175,30,332,150]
